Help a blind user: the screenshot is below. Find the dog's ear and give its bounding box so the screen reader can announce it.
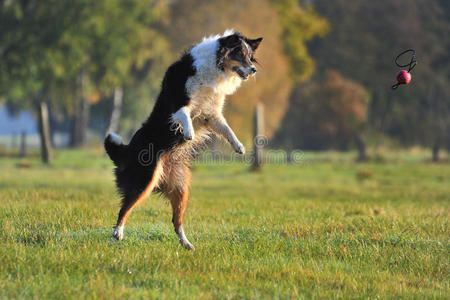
[219,34,241,49]
[246,37,263,51]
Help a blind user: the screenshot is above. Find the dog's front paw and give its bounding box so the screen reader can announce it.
[183,126,195,141]
[234,142,245,155]
[112,226,123,240]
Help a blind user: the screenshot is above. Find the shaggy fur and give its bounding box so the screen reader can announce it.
[105,30,262,250]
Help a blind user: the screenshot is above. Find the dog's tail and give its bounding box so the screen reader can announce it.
[104,133,127,169]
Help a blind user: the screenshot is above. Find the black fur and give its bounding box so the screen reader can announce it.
[105,53,196,200]
[104,135,126,170]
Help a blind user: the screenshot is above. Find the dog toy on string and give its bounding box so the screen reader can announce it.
[391,49,417,89]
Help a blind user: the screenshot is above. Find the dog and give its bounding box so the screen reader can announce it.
[104,30,262,250]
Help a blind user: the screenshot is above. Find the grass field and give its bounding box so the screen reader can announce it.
[0,148,448,299]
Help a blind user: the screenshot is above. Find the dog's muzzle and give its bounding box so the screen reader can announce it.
[232,66,256,80]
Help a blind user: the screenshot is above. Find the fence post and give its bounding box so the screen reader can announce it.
[38,102,52,163]
[252,103,264,170]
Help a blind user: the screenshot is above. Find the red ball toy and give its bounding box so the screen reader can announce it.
[396,70,411,85]
[392,49,416,89]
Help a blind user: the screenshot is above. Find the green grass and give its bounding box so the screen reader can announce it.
[0,148,448,299]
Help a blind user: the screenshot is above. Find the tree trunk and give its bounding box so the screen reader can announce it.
[38,102,52,163]
[49,111,57,147]
[355,134,367,162]
[106,86,123,134]
[252,103,265,170]
[11,133,18,149]
[71,98,90,147]
[432,140,440,162]
[71,69,90,147]
[19,131,27,158]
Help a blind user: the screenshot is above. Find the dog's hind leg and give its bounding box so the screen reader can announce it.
[165,163,194,250]
[112,160,164,240]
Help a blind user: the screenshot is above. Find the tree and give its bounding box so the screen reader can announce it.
[53,0,170,146]
[270,0,329,83]
[274,70,370,159]
[0,0,170,155]
[0,0,86,161]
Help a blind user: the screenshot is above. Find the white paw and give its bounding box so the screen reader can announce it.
[112,225,123,240]
[180,239,195,250]
[171,107,194,141]
[183,125,195,141]
[234,142,245,154]
[177,227,195,250]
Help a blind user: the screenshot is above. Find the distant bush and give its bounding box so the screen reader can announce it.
[273,70,370,151]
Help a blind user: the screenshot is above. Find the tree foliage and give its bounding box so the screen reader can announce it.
[0,0,170,131]
[274,70,370,150]
[270,0,329,83]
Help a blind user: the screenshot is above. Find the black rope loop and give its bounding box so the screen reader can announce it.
[394,49,417,72]
[391,82,400,90]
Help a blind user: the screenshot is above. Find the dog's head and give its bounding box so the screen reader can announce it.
[217,33,263,80]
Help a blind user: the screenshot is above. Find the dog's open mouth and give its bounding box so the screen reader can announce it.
[232,67,249,80]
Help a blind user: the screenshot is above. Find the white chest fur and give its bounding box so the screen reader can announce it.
[185,31,242,123]
[186,73,241,123]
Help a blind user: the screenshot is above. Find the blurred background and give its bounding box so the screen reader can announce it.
[0,0,449,162]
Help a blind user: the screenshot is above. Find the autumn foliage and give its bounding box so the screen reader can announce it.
[274,70,370,150]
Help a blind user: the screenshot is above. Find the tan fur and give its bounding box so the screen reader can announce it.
[224,59,243,72]
[165,163,191,230]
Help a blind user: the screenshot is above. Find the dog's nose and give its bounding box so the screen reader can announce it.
[250,66,257,74]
